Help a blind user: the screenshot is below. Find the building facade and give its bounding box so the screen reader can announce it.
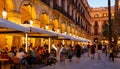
[0,0,91,50]
[90,7,115,44]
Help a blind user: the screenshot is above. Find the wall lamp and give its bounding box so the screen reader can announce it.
[23,20,32,31]
[2,0,7,19]
[46,24,49,30]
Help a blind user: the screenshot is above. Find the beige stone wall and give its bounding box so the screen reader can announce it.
[0,0,92,50]
[90,7,115,42]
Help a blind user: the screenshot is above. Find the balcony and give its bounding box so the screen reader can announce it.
[53,4,73,21]
[70,0,74,4]
[41,0,50,6]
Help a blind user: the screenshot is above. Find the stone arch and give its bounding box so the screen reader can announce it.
[67,24,71,34]
[53,18,59,32]
[40,11,50,29]
[20,1,37,24]
[61,23,66,33]
[72,28,74,35]
[71,24,75,35]
[75,30,78,36]
[0,0,14,18]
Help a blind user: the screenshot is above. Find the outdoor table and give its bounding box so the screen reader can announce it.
[0,58,8,69]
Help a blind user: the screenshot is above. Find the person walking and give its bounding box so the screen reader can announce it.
[60,45,66,62]
[68,45,73,62]
[90,44,96,60]
[87,43,90,57]
[97,43,102,60]
[109,44,114,62]
[75,44,82,61]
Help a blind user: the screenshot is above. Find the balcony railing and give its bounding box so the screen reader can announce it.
[41,0,50,6]
[53,4,73,21]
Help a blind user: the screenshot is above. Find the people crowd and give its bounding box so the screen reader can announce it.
[0,45,50,68]
[0,42,119,68]
[87,42,117,62]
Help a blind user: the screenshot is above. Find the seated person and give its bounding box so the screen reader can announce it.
[16,48,28,66]
[27,46,36,65]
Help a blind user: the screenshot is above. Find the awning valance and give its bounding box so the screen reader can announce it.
[0,18,30,33]
[29,26,58,36]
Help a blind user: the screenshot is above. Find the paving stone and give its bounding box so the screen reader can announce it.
[31,53,120,69]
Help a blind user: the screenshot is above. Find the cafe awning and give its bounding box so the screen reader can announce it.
[0,18,30,33]
[57,33,71,40]
[28,26,58,37]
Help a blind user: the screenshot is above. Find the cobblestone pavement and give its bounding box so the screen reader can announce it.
[35,53,120,69]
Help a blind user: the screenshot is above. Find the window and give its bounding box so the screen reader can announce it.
[67,4,70,13]
[94,28,98,35]
[111,13,114,17]
[78,16,80,26]
[102,20,109,37]
[94,21,99,27]
[94,14,99,17]
[103,13,107,17]
[94,21,99,35]
[78,4,80,10]
[72,9,73,17]
[61,0,65,10]
[53,0,58,5]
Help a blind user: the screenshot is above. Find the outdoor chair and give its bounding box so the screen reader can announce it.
[10,56,25,69]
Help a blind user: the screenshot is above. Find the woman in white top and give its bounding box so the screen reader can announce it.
[16,48,28,66]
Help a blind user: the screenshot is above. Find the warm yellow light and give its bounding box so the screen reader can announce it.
[2,9,7,19]
[70,33,72,36]
[30,19,33,26]
[64,31,66,34]
[46,24,49,30]
[57,29,60,33]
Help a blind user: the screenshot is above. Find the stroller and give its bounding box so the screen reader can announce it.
[47,48,56,65]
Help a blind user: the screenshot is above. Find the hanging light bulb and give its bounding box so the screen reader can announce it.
[2,9,7,19]
[30,18,33,26]
[46,24,49,30]
[57,28,60,33]
[2,0,7,19]
[64,31,67,34]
